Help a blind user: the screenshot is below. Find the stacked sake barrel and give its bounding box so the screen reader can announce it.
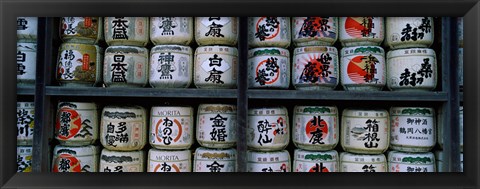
[99,105,147,172]
[17,102,35,172]
[291,17,340,91]
[102,17,149,88]
[56,17,103,87]
[340,108,389,172]
[248,17,291,89]
[193,17,239,89]
[194,104,237,172]
[149,17,194,88]
[17,17,38,86]
[383,17,437,172]
[246,107,291,172]
[292,106,340,172]
[338,17,386,91]
[52,102,100,172]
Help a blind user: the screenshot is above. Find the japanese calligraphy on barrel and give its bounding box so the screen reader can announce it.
[248,17,291,48]
[292,46,339,90]
[150,45,193,88]
[340,46,386,91]
[248,47,290,89]
[17,42,37,85]
[151,17,193,46]
[293,106,338,151]
[56,43,103,87]
[100,105,147,151]
[194,147,236,172]
[385,17,434,49]
[148,149,191,172]
[105,17,149,47]
[247,150,290,172]
[17,146,33,172]
[52,145,100,172]
[17,102,35,145]
[100,149,145,172]
[341,108,389,154]
[390,107,436,152]
[386,48,437,91]
[60,17,103,44]
[17,17,38,42]
[339,17,384,47]
[292,17,338,47]
[293,149,339,172]
[197,104,236,148]
[195,17,238,46]
[55,102,98,146]
[103,46,149,88]
[150,106,193,150]
[388,151,435,172]
[340,152,387,172]
[194,46,237,88]
[248,107,289,151]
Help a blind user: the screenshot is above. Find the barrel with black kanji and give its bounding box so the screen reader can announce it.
[17,17,38,42]
[17,42,37,85]
[247,150,291,172]
[100,149,145,172]
[248,17,291,48]
[339,17,384,47]
[52,145,100,172]
[103,46,149,88]
[150,17,193,46]
[195,17,239,46]
[60,17,103,44]
[196,104,237,148]
[194,147,236,172]
[149,106,194,150]
[17,102,35,146]
[247,107,290,151]
[104,17,149,47]
[292,17,338,47]
[385,17,434,50]
[292,106,339,151]
[55,102,99,146]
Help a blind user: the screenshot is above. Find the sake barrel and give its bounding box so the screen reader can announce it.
[385,17,434,49]
[149,45,193,88]
[194,46,238,88]
[52,145,100,172]
[248,47,290,89]
[293,106,339,151]
[248,107,290,151]
[17,17,38,42]
[100,149,145,172]
[60,17,103,44]
[16,42,37,85]
[292,46,339,90]
[292,17,338,47]
[195,17,239,46]
[194,147,236,172]
[386,48,437,91]
[293,149,339,172]
[196,104,237,148]
[150,106,194,150]
[100,105,147,151]
[56,42,103,87]
[148,149,191,172]
[55,102,98,146]
[390,107,436,152]
[341,108,390,154]
[17,146,33,172]
[339,17,384,47]
[248,17,291,48]
[340,152,387,172]
[247,150,291,172]
[104,17,149,47]
[103,46,149,87]
[150,17,193,45]
[340,46,386,91]
[388,151,435,172]
[17,102,35,145]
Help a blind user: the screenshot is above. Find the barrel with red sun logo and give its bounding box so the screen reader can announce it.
[55,102,98,146]
[56,43,102,87]
[150,106,193,150]
[388,151,435,172]
[292,46,339,90]
[60,17,103,45]
[247,150,290,172]
[293,106,338,151]
[247,107,290,151]
[150,17,193,46]
[194,147,236,172]
[100,105,147,151]
[293,149,338,172]
[148,148,191,172]
[52,145,99,172]
[100,149,145,172]
[341,108,390,154]
[292,17,338,47]
[195,17,239,46]
[340,152,387,172]
[339,17,384,47]
[248,17,291,48]
[17,102,35,145]
[104,17,149,47]
[390,107,436,153]
[385,17,434,50]
[248,47,290,89]
[197,104,237,148]
[386,48,437,91]
[340,46,386,91]
[194,46,238,89]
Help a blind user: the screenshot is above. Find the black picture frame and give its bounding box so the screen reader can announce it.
[1,0,478,188]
